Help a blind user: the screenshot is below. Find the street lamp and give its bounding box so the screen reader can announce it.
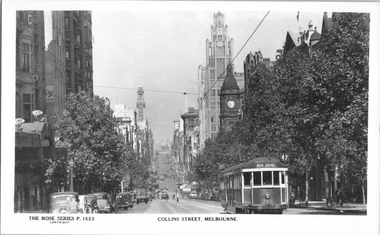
[69,159,75,192]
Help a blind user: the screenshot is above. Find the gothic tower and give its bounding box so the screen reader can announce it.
[219,64,241,131]
[203,11,234,139]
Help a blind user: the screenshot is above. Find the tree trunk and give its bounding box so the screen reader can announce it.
[305,163,309,206]
[362,183,366,205]
[324,167,330,206]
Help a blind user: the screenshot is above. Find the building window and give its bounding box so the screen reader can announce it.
[77,34,81,44]
[211,89,216,96]
[77,55,82,69]
[65,47,70,59]
[23,94,33,122]
[66,70,71,88]
[21,43,30,73]
[65,15,70,29]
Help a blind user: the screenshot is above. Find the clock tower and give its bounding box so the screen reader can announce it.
[219,64,241,131]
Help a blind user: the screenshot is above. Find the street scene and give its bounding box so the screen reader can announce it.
[10,4,370,221]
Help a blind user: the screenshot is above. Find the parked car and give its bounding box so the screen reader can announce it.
[189,191,198,199]
[87,192,114,213]
[79,194,99,214]
[48,192,83,214]
[135,188,149,204]
[114,192,134,213]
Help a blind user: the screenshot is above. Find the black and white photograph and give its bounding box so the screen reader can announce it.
[1,1,379,234]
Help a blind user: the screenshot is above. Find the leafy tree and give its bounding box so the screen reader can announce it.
[195,13,369,205]
[45,90,136,193]
[310,13,369,203]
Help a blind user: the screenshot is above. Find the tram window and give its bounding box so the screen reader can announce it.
[281,171,285,184]
[274,171,280,185]
[253,172,261,186]
[243,172,251,187]
[263,171,272,185]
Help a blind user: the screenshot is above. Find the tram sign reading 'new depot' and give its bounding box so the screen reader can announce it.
[256,163,276,168]
[221,157,288,174]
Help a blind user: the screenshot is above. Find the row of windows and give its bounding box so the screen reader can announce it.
[224,171,286,189]
[210,89,221,96]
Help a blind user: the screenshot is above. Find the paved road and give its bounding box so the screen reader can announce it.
[118,198,224,214]
[117,198,364,215]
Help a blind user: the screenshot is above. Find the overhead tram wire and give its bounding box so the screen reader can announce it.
[22,25,196,97]
[95,85,198,96]
[202,11,270,100]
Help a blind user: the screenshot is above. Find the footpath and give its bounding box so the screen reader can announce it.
[291,200,367,214]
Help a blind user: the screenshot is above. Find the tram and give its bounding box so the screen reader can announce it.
[219,156,288,214]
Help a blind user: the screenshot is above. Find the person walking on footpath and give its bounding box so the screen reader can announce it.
[336,189,340,205]
[176,193,180,202]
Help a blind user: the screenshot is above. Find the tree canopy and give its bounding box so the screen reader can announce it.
[45,90,150,193]
[194,13,369,201]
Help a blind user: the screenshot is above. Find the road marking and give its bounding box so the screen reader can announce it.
[180,200,222,210]
[166,200,200,214]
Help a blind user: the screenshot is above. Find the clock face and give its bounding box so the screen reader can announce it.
[227,100,235,108]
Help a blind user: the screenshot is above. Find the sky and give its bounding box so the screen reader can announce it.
[2,1,380,234]
[91,8,324,146]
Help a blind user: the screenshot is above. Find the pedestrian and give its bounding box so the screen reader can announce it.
[336,189,340,205]
[176,193,180,202]
[172,194,175,200]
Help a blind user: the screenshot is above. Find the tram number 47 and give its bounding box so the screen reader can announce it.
[281,155,288,161]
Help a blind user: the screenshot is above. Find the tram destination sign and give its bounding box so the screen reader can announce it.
[256,163,276,168]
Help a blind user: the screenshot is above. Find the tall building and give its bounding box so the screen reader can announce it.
[114,104,137,149]
[180,107,199,171]
[15,11,55,212]
[45,12,66,118]
[64,11,93,95]
[135,86,154,166]
[197,65,207,150]
[16,11,47,122]
[203,11,235,141]
[136,85,147,128]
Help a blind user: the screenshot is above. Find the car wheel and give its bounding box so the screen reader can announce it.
[86,207,92,214]
[93,209,99,214]
[58,206,70,214]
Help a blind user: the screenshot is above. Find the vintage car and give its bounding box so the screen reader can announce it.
[86,192,115,213]
[189,191,198,199]
[114,192,134,213]
[135,188,149,204]
[79,194,99,214]
[48,192,83,214]
[160,192,169,200]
